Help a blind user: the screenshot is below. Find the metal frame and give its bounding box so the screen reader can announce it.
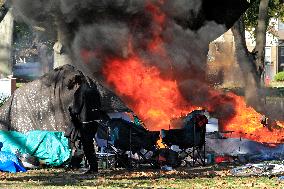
[162,123,206,167]
[96,123,159,170]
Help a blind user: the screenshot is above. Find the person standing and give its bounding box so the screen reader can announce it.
[67,75,105,174]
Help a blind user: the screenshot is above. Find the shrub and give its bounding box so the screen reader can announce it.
[274,71,284,81]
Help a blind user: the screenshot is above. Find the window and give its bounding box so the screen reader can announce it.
[280,47,284,64]
[265,47,271,64]
[281,47,284,56]
[279,21,284,30]
[279,46,284,71]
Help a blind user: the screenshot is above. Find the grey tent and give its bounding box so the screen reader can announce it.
[0,64,130,133]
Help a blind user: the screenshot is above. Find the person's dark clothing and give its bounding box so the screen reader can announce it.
[80,127,98,172]
[73,82,102,123]
[68,81,104,172]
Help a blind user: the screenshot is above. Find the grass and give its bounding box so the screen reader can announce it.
[0,166,283,188]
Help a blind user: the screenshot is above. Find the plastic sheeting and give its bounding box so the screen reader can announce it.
[231,163,284,176]
[25,131,71,166]
[0,151,26,173]
[0,130,71,166]
[0,65,130,133]
[206,137,284,160]
[0,131,26,154]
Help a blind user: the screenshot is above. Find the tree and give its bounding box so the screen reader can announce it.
[232,0,284,113]
[244,0,284,37]
[254,0,269,82]
[231,17,262,111]
[242,0,284,82]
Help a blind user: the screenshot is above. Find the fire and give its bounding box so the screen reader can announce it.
[102,55,284,143]
[145,2,166,52]
[81,2,284,144]
[222,93,284,143]
[102,1,200,131]
[103,56,198,131]
[157,138,165,148]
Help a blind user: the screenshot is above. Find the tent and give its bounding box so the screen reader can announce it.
[0,64,130,133]
[0,65,130,166]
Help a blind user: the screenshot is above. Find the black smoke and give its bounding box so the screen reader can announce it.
[8,0,253,125]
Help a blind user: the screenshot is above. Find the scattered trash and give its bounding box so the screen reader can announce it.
[157,148,180,168]
[170,145,181,153]
[278,176,284,181]
[206,137,284,162]
[215,155,234,164]
[206,154,215,164]
[19,154,40,169]
[161,165,173,171]
[232,163,284,176]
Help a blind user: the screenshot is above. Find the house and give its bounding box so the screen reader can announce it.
[208,18,283,83]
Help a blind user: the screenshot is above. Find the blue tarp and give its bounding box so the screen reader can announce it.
[0,151,26,173]
[0,131,71,166]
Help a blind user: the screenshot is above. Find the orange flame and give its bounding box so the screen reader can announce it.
[82,2,284,144]
[102,55,284,143]
[145,2,166,52]
[222,93,284,143]
[103,56,198,131]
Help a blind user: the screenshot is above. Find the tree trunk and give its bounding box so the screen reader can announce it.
[255,0,269,83]
[231,17,264,113]
[53,24,72,68]
[0,10,13,77]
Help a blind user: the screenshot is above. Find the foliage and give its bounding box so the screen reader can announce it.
[13,22,55,64]
[13,22,36,62]
[274,71,284,81]
[243,0,284,38]
[16,82,24,88]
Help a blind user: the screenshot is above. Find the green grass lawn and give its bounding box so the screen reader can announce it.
[0,166,283,189]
